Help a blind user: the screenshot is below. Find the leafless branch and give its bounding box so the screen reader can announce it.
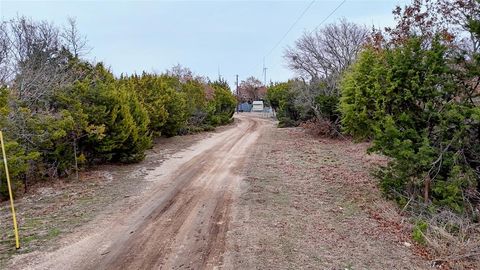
[284,18,368,93]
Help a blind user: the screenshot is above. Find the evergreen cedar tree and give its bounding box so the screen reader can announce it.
[0,57,236,199]
[267,1,480,216]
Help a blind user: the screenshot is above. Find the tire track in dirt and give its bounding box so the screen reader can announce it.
[101,121,254,269]
[10,114,270,270]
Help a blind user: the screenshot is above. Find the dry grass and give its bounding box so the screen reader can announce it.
[227,125,429,269]
[299,118,343,138]
[301,120,480,269]
[422,210,480,269]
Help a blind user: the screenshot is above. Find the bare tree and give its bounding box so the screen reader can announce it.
[61,17,90,58]
[6,17,73,108]
[284,19,368,95]
[0,21,10,84]
[167,64,194,83]
[165,64,210,85]
[384,0,480,53]
[238,76,265,102]
[0,16,94,113]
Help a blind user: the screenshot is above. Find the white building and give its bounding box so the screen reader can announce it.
[251,100,264,112]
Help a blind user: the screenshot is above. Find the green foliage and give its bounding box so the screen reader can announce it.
[126,73,170,134]
[266,82,301,127]
[340,37,480,214]
[182,79,208,119]
[70,65,152,163]
[161,88,187,137]
[315,94,339,123]
[0,17,238,200]
[0,138,40,199]
[0,87,8,119]
[207,80,236,125]
[117,81,152,162]
[340,47,384,140]
[1,62,237,198]
[128,75,236,137]
[412,220,428,245]
[0,88,40,198]
[266,82,290,112]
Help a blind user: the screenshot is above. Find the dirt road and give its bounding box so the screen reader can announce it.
[6,113,430,270]
[10,114,269,270]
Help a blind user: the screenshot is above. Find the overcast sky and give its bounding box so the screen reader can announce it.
[0,0,410,87]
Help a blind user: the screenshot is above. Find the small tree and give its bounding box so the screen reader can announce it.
[266,82,301,127]
[208,79,236,125]
[238,76,264,102]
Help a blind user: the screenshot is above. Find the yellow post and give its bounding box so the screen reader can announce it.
[0,131,20,249]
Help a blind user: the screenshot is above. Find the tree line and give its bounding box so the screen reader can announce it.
[268,0,480,262]
[0,17,236,199]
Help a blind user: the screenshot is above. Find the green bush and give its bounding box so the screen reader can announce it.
[127,73,169,135]
[315,94,339,123]
[56,63,152,164]
[1,54,236,198]
[182,79,209,123]
[0,16,240,199]
[161,88,188,137]
[208,79,236,125]
[412,220,428,245]
[0,88,40,198]
[339,47,383,140]
[340,37,480,214]
[266,82,301,127]
[0,139,40,199]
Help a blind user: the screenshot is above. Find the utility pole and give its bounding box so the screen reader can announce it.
[263,66,267,86]
[262,58,267,86]
[236,74,239,113]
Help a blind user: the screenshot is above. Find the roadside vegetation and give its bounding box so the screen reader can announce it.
[267,0,480,267]
[0,17,236,200]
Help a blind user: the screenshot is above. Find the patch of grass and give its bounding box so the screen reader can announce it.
[412,220,428,245]
[22,217,42,229]
[22,235,37,245]
[47,228,61,239]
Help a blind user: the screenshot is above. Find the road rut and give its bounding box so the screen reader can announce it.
[11,114,269,270]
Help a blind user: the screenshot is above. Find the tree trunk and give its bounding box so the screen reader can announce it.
[424,175,430,204]
[73,138,79,181]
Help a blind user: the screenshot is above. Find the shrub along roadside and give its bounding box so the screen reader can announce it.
[0,59,236,200]
[266,81,302,127]
[339,33,480,266]
[266,80,341,136]
[340,37,480,217]
[269,0,480,265]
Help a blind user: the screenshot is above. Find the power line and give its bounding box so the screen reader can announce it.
[256,0,346,84]
[309,0,346,34]
[265,0,316,58]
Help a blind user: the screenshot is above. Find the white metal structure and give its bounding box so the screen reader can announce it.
[251,100,264,112]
